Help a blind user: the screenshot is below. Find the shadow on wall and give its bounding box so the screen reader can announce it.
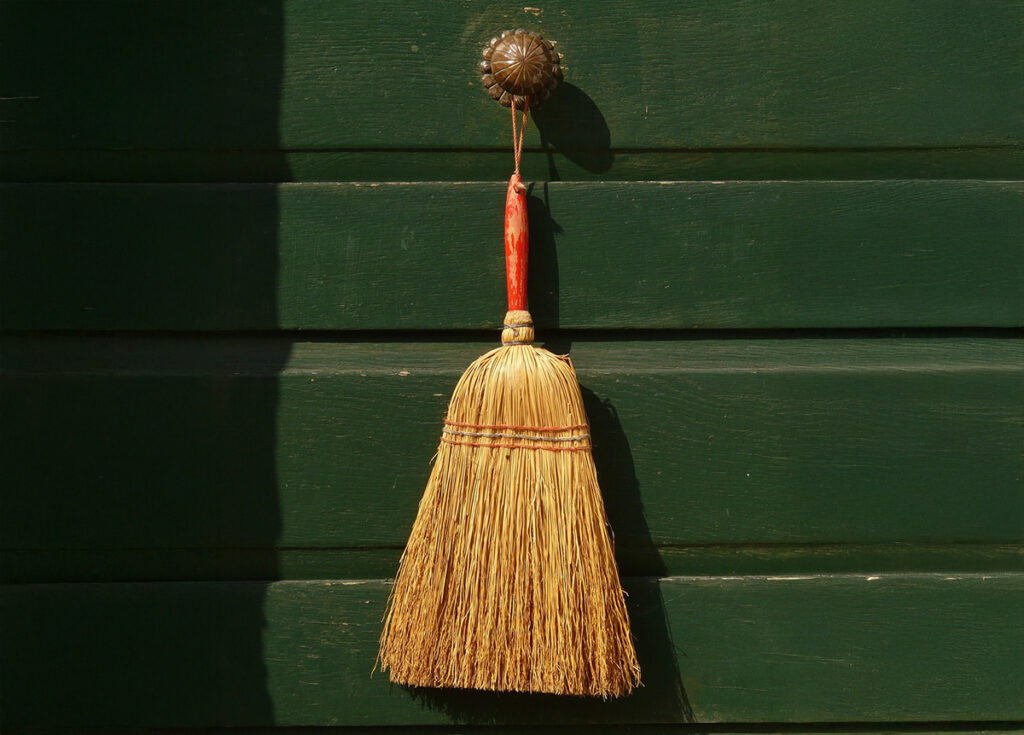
[0,1,289,728]
[526,182,563,337]
[533,82,614,179]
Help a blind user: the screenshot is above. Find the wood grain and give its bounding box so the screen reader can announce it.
[2,0,1021,151]
[2,574,1022,726]
[3,181,1021,331]
[3,337,1021,566]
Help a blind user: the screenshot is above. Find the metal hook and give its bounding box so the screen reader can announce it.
[480,29,562,109]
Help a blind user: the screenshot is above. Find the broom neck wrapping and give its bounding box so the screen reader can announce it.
[505,173,529,312]
[502,309,534,345]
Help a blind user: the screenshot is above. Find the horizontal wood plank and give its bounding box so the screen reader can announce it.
[3,337,1021,566]
[3,148,1024,184]
[2,1,1021,152]
[2,181,1022,331]
[7,731,1020,735]
[2,574,1022,726]
[3,544,1023,585]
[122,731,1024,735]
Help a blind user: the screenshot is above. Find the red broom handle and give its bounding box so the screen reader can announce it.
[504,173,528,311]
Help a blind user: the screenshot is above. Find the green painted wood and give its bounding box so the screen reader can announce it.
[3,730,1022,735]
[3,148,1024,184]
[3,337,1021,562]
[2,574,1022,726]
[3,545,1022,585]
[3,181,1022,331]
[6,731,1024,735]
[3,729,1023,735]
[3,1,1020,731]
[2,1,1021,152]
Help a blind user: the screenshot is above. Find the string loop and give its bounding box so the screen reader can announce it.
[510,96,529,177]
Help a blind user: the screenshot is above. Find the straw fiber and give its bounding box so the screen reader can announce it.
[379,310,640,697]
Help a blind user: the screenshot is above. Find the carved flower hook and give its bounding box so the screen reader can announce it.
[480,29,562,109]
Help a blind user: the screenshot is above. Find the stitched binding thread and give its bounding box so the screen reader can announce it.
[441,437,592,452]
[443,428,589,443]
[444,419,589,432]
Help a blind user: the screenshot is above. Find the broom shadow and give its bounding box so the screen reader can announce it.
[581,386,695,724]
[528,176,690,721]
[526,182,564,346]
[398,386,693,725]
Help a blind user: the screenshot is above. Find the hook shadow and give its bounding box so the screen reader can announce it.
[533,82,614,179]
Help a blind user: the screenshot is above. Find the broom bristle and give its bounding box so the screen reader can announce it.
[379,310,640,697]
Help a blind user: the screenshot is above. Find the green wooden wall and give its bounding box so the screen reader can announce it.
[1,1,1022,732]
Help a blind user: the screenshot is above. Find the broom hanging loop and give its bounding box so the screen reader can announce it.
[510,94,528,178]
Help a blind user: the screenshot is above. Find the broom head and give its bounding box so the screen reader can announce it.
[378,308,641,697]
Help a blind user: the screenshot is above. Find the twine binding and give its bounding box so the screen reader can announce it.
[440,437,592,452]
[443,428,589,443]
[441,421,591,452]
[444,419,589,431]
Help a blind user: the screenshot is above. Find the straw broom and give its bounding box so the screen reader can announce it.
[378,171,640,697]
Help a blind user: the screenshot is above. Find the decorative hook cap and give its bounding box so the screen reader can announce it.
[480,29,562,109]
